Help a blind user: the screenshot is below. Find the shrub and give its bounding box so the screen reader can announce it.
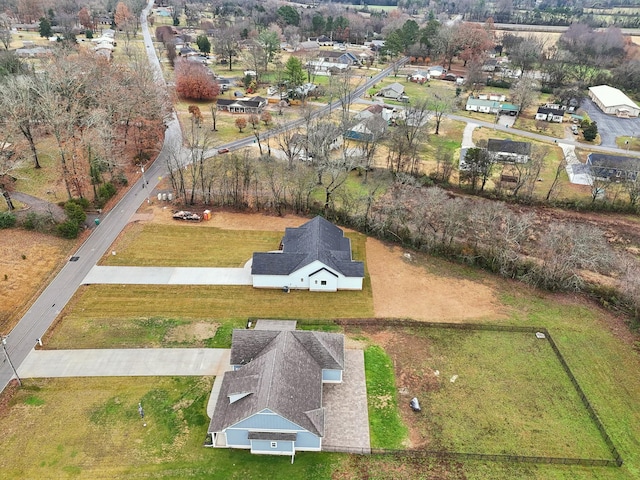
[64,201,87,225]
[98,182,117,201]
[0,211,17,229]
[57,219,80,238]
[23,212,50,232]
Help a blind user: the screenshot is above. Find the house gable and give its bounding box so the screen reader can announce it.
[251,217,364,290]
[209,329,345,455]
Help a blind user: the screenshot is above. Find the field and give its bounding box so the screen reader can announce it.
[0,229,74,332]
[359,325,612,459]
[3,196,640,480]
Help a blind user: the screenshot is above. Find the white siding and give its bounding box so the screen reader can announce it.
[252,260,363,291]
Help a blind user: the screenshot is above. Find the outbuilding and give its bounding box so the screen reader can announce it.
[588,85,640,118]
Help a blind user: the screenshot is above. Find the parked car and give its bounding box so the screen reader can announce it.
[443,73,458,82]
[218,148,230,154]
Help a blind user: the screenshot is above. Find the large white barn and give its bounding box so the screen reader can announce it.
[251,217,364,292]
[588,85,640,118]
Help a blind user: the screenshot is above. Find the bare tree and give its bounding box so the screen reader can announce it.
[510,76,538,114]
[276,125,304,169]
[427,94,453,135]
[545,157,567,201]
[527,222,614,291]
[0,13,12,50]
[0,75,43,169]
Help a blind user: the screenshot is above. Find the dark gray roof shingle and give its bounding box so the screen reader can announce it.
[251,216,364,278]
[487,139,531,155]
[210,329,345,437]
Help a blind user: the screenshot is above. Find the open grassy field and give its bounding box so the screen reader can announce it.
[369,326,613,459]
[101,223,282,267]
[0,377,337,479]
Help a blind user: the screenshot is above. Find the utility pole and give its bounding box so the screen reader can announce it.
[2,336,21,387]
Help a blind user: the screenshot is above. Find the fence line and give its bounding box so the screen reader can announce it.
[244,317,623,467]
[321,445,619,466]
[314,318,623,467]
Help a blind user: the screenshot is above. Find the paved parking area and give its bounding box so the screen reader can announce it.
[82,265,252,285]
[322,349,371,454]
[581,99,640,147]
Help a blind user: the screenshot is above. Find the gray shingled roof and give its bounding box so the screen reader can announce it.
[209,329,344,436]
[487,139,531,155]
[537,106,565,116]
[251,216,364,278]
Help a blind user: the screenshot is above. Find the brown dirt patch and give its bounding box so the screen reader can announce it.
[366,238,504,322]
[0,230,74,332]
[135,204,310,231]
[163,322,219,345]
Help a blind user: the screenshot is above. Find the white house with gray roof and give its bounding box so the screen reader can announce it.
[251,217,364,292]
[208,328,345,459]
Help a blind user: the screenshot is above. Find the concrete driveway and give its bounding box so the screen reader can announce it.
[580,99,640,147]
[82,265,252,285]
[17,348,231,378]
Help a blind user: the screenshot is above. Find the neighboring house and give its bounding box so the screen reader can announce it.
[477,93,506,102]
[535,105,565,122]
[251,216,364,291]
[306,60,350,75]
[409,71,429,83]
[366,39,385,51]
[344,115,388,142]
[298,40,319,51]
[588,85,640,118]
[587,153,640,181]
[355,104,395,123]
[377,82,405,100]
[216,96,267,114]
[465,96,519,115]
[487,139,531,164]
[482,58,499,72]
[208,326,345,459]
[318,51,359,66]
[427,65,446,77]
[316,35,333,46]
[179,46,198,57]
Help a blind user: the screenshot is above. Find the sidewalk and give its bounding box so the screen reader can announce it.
[82,265,252,285]
[17,348,231,378]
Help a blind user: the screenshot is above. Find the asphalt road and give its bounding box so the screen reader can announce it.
[0,0,176,391]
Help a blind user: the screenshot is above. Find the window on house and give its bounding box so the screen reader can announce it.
[321,280,327,285]
[271,442,277,448]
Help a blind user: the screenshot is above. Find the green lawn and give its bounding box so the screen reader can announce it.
[48,231,372,349]
[405,327,612,459]
[102,223,283,267]
[364,345,408,449]
[0,377,338,479]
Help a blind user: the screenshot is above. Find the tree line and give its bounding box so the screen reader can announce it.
[0,48,167,214]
